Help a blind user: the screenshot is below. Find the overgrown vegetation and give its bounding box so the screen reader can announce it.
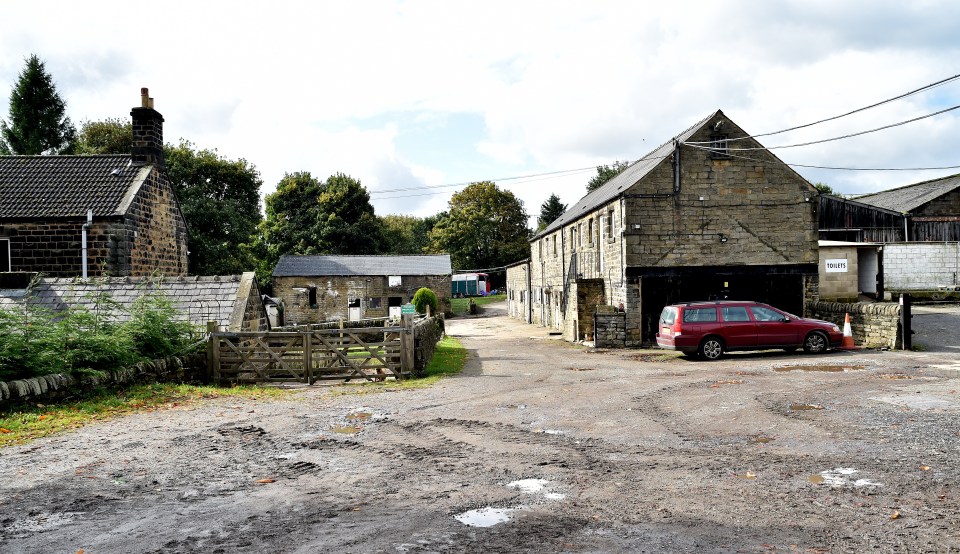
[0,383,295,447]
[0,287,201,382]
[451,293,506,315]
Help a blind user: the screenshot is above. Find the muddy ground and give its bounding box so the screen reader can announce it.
[2,302,959,553]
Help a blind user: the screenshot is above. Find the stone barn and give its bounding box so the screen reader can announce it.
[272,254,452,325]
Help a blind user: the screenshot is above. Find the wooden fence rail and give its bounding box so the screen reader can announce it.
[208,315,417,384]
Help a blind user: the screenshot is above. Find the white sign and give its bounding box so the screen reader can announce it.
[388,275,401,286]
[825,258,848,273]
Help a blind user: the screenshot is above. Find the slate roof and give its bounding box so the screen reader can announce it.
[273,255,452,277]
[0,275,246,329]
[0,155,150,218]
[854,173,960,213]
[536,111,716,238]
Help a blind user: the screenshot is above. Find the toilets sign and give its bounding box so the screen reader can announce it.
[825,258,848,273]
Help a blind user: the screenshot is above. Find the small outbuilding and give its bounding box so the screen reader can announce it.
[272,254,452,325]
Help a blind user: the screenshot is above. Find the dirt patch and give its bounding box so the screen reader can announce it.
[2,301,960,552]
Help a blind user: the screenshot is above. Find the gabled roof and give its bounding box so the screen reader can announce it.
[854,172,960,213]
[536,111,716,238]
[0,274,253,330]
[273,254,452,277]
[0,155,151,218]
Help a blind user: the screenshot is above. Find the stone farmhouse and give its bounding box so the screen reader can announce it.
[272,254,452,325]
[506,110,820,346]
[0,88,187,277]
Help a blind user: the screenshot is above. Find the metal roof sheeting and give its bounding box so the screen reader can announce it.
[854,173,960,213]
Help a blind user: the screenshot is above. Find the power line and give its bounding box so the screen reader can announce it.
[684,142,960,171]
[685,103,960,151]
[369,165,600,196]
[685,72,960,144]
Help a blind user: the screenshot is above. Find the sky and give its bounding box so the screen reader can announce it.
[2,1,960,227]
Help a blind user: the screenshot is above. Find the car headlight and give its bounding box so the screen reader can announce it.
[831,325,840,332]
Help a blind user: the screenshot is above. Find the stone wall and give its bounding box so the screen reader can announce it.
[505,261,530,323]
[884,242,960,291]
[275,274,451,325]
[818,245,860,302]
[125,170,188,276]
[0,352,206,407]
[806,300,901,349]
[413,315,443,377]
[594,308,626,348]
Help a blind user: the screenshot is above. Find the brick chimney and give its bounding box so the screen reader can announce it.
[131,87,164,166]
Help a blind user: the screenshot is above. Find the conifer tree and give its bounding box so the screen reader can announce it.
[0,54,77,155]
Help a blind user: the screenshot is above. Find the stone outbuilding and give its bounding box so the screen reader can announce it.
[0,88,187,277]
[506,110,820,346]
[272,254,452,325]
[0,272,267,332]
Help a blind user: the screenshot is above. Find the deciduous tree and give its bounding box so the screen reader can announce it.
[0,54,76,155]
[586,160,631,193]
[76,117,131,154]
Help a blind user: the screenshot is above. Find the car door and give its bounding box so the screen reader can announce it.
[749,305,797,346]
[720,306,757,348]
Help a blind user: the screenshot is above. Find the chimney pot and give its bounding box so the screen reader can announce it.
[141,87,150,108]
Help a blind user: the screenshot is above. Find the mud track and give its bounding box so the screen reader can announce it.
[2,302,959,552]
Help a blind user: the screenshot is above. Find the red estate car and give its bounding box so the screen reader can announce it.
[656,301,843,360]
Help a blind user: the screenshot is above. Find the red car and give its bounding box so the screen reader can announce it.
[656,301,843,360]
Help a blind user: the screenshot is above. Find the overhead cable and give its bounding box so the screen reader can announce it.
[683,142,960,171]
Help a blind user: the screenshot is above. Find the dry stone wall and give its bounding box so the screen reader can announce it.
[806,301,901,349]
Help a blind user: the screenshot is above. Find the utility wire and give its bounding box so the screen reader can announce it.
[685,103,960,151]
[683,142,960,171]
[686,72,960,144]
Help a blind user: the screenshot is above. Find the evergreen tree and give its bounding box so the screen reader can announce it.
[537,193,567,231]
[0,54,76,155]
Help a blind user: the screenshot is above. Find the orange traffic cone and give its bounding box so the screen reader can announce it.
[839,313,857,350]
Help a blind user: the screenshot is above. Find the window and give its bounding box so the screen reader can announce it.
[308,286,317,308]
[721,307,750,322]
[538,239,543,260]
[368,297,382,309]
[606,209,615,239]
[0,238,9,272]
[570,227,576,250]
[388,296,403,307]
[587,218,594,245]
[750,306,784,322]
[578,223,583,247]
[388,275,401,286]
[553,234,558,257]
[710,135,729,158]
[682,308,717,323]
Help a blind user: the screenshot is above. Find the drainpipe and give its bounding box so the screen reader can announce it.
[81,209,93,279]
[673,139,681,193]
[903,214,909,242]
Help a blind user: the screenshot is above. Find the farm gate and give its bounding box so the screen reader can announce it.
[207,316,416,384]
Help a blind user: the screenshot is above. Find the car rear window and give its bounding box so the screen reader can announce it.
[721,307,750,322]
[659,306,678,325]
[682,307,717,323]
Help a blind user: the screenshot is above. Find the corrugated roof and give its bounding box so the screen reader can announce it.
[0,155,147,218]
[0,275,244,328]
[273,254,452,277]
[854,173,960,213]
[536,111,717,238]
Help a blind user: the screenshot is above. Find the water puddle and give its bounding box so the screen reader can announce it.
[532,428,564,435]
[878,373,912,380]
[505,404,527,410]
[790,403,825,411]
[567,367,597,371]
[346,411,372,421]
[454,507,515,527]
[774,364,865,373]
[330,425,362,434]
[750,436,775,444]
[506,478,566,500]
[809,467,882,488]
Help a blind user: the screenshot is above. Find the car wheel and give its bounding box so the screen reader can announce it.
[699,337,724,360]
[803,331,828,353]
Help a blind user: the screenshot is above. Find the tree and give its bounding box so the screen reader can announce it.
[0,54,76,155]
[164,141,263,276]
[381,214,443,254]
[76,117,131,154]
[412,287,438,315]
[537,193,567,232]
[813,182,834,195]
[255,172,386,285]
[429,181,530,272]
[586,160,631,193]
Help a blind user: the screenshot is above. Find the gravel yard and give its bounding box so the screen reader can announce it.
[2,302,959,553]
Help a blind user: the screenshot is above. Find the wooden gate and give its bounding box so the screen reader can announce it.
[208,318,415,384]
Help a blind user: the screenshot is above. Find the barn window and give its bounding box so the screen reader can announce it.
[368,297,382,309]
[710,135,729,158]
[606,209,615,239]
[0,238,9,272]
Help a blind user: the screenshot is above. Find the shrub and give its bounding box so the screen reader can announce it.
[412,287,438,315]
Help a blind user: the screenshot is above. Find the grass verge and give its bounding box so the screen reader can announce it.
[0,383,295,448]
[331,335,468,395]
[451,293,506,315]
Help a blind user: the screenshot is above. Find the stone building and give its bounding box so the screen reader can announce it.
[0,88,187,277]
[0,272,267,332]
[272,254,452,325]
[506,110,820,346]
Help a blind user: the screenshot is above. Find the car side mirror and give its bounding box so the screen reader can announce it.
[782,317,791,323]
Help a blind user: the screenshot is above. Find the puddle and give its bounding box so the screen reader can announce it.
[508,479,548,493]
[567,367,597,371]
[454,507,515,527]
[750,436,775,444]
[330,425,362,434]
[809,467,882,488]
[545,492,566,500]
[774,364,866,373]
[790,403,825,411]
[506,404,527,410]
[878,373,912,380]
[346,411,372,421]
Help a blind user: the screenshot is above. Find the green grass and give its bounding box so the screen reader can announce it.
[0,383,296,447]
[451,293,506,315]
